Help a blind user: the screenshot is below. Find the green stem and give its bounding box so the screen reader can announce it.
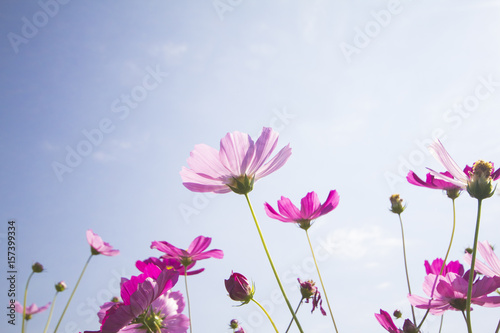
[244,193,304,333]
[54,254,93,333]
[22,272,35,333]
[305,229,339,332]
[43,292,59,333]
[438,314,444,333]
[465,199,483,333]
[285,298,304,333]
[251,298,279,333]
[397,213,416,325]
[417,197,457,329]
[184,267,192,333]
[495,319,500,333]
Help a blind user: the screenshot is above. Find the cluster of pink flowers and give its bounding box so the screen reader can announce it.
[18,128,500,332]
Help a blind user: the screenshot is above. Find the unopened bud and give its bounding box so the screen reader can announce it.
[55,281,67,292]
[32,262,44,273]
[393,309,402,319]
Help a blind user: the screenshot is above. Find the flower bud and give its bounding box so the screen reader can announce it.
[111,296,120,303]
[393,309,402,319]
[225,272,254,304]
[229,319,239,329]
[32,262,44,273]
[55,281,67,292]
[467,160,496,199]
[389,194,405,214]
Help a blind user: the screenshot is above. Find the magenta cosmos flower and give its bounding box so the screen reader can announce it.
[136,257,204,276]
[408,271,500,315]
[424,258,464,276]
[264,190,339,230]
[89,264,181,332]
[87,229,120,256]
[151,235,223,268]
[464,240,500,278]
[406,170,465,193]
[180,127,292,194]
[15,301,51,320]
[374,310,418,333]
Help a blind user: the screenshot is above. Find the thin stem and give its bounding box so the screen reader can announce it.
[465,199,483,333]
[43,292,59,333]
[438,315,444,333]
[251,298,279,333]
[417,198,457,329]
[54,254,93,333]
[305,229,339,332]
[22,272,35,333]
[417,310,429,330]
[397,213,416,324]
[184,267,192,333]
[285,298,304,333]
[244,193,304,333]
[495,319,500,333]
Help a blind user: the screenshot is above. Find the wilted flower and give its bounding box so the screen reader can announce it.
[151,235,223,268]
[406,170,463,199]
[15,301,51,320]
[225,272,254,305]
[180,127,291,194]
[298,279,326,315]
[389,194,405,214]
[264,190,339,230]
[86,230,120,256]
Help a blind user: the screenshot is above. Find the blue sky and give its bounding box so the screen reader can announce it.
[1,1,500,332]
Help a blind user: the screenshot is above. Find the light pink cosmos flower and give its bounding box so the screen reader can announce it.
[15,301,51,320]
[151,235,223,268]
[87,229,120,256]
[180,127,292,194]
[264,190,339,230]
[464,240,500,278]
[406,170,466,192]
[408,271,500,315]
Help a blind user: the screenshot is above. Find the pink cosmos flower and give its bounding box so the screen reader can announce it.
[425,139,500,189]
[225,272,254,304]
[151,235,223,268]
[264,190,339,230]
[136,257,204,276]
[180,127,292,194]
[92,265,180,332]
[87,229,120,256]
[408,271,500,315]
[374,310,418,333]
[406,170,465,191]
[424,258,464,276]
[464,240,500,278]
[15,301,51,320]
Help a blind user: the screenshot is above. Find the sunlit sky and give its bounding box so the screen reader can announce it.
[1,1,500,332]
